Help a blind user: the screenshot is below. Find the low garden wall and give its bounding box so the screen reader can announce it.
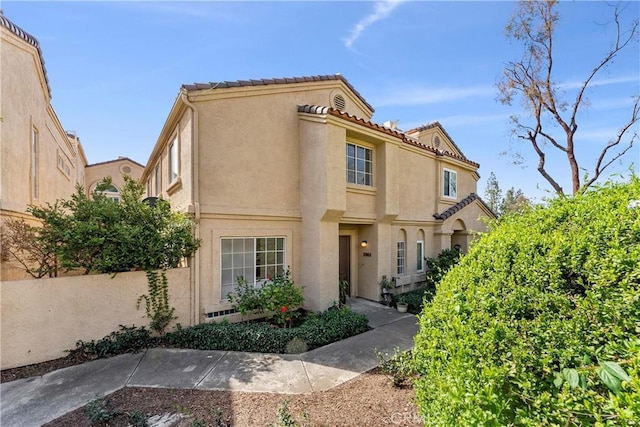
[0,268,191,370]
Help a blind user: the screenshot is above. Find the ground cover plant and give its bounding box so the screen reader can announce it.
[64,306,368,363]
[414,177,640,425]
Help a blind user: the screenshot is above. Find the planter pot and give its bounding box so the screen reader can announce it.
[396,303,408,313]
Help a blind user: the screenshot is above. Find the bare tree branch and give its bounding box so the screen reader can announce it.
[584,96,640,189]
[497,0,639,195]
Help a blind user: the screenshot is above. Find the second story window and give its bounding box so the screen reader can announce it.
[169,137,179,183]
[346,143,372,186]
[154,164,161,195]
[443,168,457,199]
[32,126,39,199]
[102,184,120,202]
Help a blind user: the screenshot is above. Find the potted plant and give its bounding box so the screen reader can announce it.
[380,275,393,306]
[396,295,408,313]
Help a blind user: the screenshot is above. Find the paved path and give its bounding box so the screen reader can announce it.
[0,298,418,427]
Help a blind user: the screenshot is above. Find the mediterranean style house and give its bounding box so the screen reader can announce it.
[142,74,494,318]
[0,13,143,280]
[2,11,492,316]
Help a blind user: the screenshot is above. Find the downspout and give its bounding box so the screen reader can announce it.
[180,88,200,325]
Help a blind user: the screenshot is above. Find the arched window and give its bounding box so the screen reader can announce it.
[102,184,120,202]
[91,183,120,203]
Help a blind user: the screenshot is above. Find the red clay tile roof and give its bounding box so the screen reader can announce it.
[298,105,480,168]
[86,156,145,168]
[433,193,496,220]
[405,121,467,160]
[0,12,51,98]
[183,74,374,113]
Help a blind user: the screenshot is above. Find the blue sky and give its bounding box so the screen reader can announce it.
[4,1,639,200]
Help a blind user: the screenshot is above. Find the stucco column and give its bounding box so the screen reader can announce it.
[433,229,453,254]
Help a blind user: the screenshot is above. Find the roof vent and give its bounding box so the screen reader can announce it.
[121,165,132,174]
[332,94,346,111]
[383,120,399,131]
[434,135,441,148]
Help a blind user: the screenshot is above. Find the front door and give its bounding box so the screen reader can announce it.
[339,236,351,297]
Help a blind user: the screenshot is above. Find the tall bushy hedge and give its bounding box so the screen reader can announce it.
[27,176,200,274]
[414,177,640,426]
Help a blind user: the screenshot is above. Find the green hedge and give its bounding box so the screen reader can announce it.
[164,307,369,353]
[70,308,369,360]
[413,177,640,425]
[393,287,435,314]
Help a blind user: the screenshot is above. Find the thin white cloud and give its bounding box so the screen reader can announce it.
[577,126,639,144]
[560,75,639,90]
[372,85,494,107]
[343,0,406,49]
[399,113,509,133]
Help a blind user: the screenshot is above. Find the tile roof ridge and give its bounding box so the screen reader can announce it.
[434,192,495,220]
[86,156,145,168]
[183,74,374,113]
[0,12,51,98]
[299,106,479,167]
[405,121,468,161]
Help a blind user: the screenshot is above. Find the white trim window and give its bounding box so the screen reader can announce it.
[397,241,406,276]
[221,237,286,299]
[31,126,39,199]
[102,184,120,202]
[443,168,457,199]
[169,137,179,183]
[417,240,425,272]
[346,142,373,186]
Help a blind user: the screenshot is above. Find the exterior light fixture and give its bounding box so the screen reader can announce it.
[360,240,368,248]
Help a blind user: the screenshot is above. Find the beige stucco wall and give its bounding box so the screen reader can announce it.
[142,78,491,317]
[0,27,84,218]
[0,268,191,369]
[85,157,144,195]
[1,25,87,281]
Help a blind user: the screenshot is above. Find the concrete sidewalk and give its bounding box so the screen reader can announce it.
[1,298,418,427]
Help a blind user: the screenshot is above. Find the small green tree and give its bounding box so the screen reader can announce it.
[1,218,58,278]
[483,172,502,215]
[27,176,200,274]
[500,186,530,214]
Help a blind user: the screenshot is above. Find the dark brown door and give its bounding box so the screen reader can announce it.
[339,236,351,296]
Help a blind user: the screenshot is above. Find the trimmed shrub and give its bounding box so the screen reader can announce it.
[67,308,369,360]
[164,307,369,353]
[393,287,435,314]
[413,177,640,425]
[68,325,154,361]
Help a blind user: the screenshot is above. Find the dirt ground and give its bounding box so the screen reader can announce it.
[41,368,419,426]
[3,358,421,427]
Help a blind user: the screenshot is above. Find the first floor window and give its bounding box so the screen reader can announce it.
[221,237,285,299]
[417,240,425,272]
[346,142,373,186]
[397,241,405,276]
[443,168,457,198]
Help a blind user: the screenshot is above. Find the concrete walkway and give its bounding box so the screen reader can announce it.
[0,298,418,427]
